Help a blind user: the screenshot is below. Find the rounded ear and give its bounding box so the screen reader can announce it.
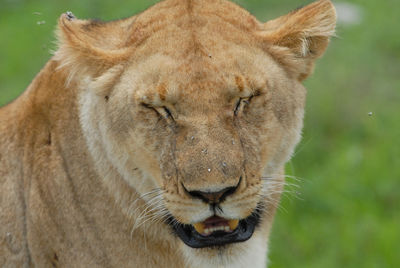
[259,0,337,80]
[54,12,135,82]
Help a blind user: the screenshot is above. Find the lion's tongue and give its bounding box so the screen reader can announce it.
[193,216,239,236]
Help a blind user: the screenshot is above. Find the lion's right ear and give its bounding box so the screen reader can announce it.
[55,12,134,82]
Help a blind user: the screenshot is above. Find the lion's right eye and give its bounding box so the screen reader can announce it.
[141,103,174,121]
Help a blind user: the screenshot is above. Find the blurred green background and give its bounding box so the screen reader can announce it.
[0,0,399,267]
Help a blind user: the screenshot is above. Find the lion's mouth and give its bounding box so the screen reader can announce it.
[167,207,261,248]
[192,216,239,236]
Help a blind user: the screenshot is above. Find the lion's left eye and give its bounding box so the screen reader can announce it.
[234,97,250,116]
[161,107,173,119]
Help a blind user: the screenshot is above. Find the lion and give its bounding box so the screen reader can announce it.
[0,0,336,267]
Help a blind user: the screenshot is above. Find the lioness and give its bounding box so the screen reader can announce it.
[0,0,336,267]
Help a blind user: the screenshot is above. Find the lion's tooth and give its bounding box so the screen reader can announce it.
[195,220,238,235]
[228,219,239,231]
[193,222,205,234]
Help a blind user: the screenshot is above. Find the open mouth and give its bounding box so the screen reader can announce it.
[167,207,262,248]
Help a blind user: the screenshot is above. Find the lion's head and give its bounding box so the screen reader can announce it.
[55,0,335,265]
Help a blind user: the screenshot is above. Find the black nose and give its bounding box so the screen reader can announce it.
[186,178,241,204]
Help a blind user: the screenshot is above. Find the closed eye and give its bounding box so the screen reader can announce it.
[141,103,174,121]
[234,97,251,116]
[162,106,173,119]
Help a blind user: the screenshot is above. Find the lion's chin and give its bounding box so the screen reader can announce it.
[167,206,262,248]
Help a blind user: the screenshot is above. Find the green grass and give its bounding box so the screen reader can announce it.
[1,0,399,267]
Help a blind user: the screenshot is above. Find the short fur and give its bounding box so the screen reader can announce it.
[0,0,336,267]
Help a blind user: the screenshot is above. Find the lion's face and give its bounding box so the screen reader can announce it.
[57,0,335,261]
[86,45,304,249]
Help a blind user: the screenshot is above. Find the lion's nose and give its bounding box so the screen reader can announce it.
[185,177,241,204]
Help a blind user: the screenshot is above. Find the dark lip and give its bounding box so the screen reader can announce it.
[166,205,263,248]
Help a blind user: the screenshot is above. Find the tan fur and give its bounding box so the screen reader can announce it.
[0,0,336,267]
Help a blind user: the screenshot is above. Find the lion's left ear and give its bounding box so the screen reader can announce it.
[55,12,134,82]
[259,0,336,80]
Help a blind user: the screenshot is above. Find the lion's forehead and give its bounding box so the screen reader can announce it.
[121,46,282,109]
[108,0,288,109]
[117,1,273,105]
